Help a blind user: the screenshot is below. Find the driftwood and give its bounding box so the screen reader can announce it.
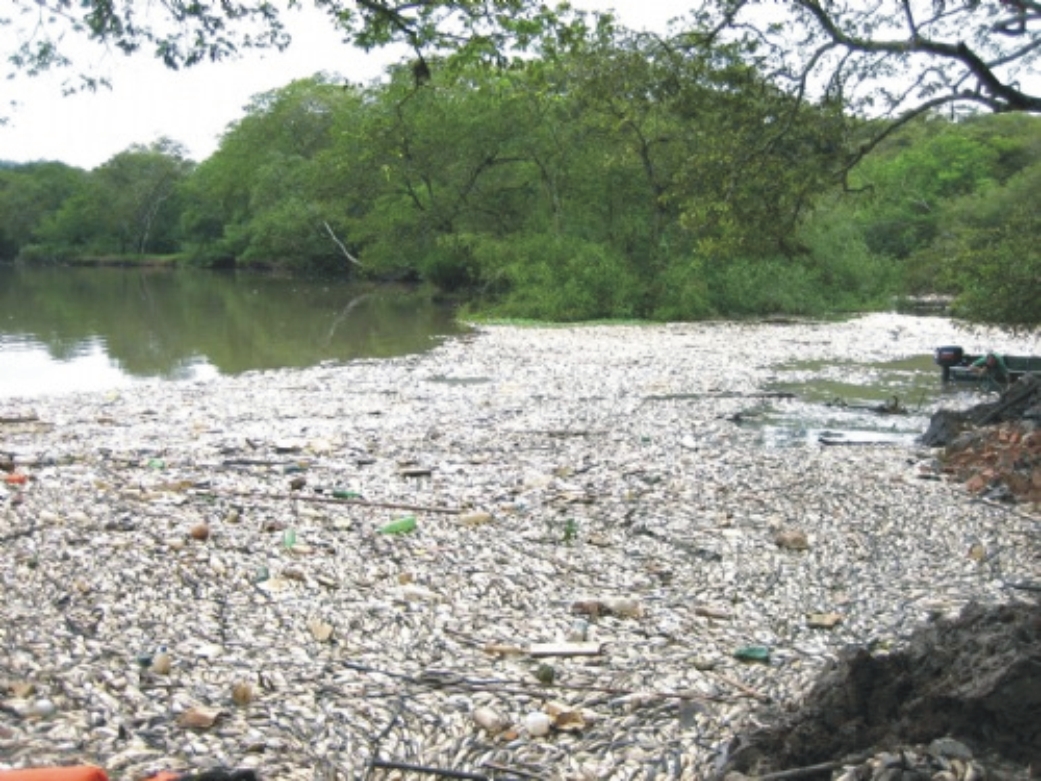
[0,414,40,424]
[644,391,796,403]
[825,395,906,415]
[339,658,730,704]
[708,670,773,703]
[528,641,603,657]
[977,372,1041,425]
[758,755,871,781]
[369,759,492,780]
[196,487,462,515]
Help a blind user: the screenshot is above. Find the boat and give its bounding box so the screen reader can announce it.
[934,345,1041,383]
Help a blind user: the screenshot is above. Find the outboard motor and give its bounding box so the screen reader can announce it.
[934,345,965,382]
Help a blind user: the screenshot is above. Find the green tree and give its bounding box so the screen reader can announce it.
[180,76,366,270]
[852,119,1000,260]
[942,164,1041,324]
[0,161,87,260]
[34,139,193,257]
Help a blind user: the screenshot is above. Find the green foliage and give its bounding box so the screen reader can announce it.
[0,162,88,261]
[851,121,1000,259]
[797,199,901,309]
[646,258,713,321]
[803,112,1041,319]
[705,257,822,317]
[7,26,1040,325]
[26,139,193,259]
[939,165,1041,325]
[457,233,643,321]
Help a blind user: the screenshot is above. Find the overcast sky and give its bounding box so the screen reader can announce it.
[0,2,682,170]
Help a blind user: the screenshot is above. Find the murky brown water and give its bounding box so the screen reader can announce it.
[0,266,468,397]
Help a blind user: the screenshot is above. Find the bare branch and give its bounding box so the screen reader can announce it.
[322,220,363,267]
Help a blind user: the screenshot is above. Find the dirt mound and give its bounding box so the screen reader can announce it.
[920,374,1041,505]
[718,602,1041,778]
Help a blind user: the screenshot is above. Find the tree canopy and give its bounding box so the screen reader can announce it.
[3,2,1040,325]
[7,1,1040,120]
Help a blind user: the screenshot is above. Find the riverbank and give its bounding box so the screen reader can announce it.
[2,314,1039,780]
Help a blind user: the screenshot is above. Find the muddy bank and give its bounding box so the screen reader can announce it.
[718,601,1041,779]
[718,374,1041,781]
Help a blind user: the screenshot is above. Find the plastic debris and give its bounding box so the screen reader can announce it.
[522,711,552,737]
[379,515,417,534]
[733,645,771,662]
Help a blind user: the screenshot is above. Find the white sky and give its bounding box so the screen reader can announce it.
[0,2,684,170]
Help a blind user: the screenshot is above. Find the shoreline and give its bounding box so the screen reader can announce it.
[2,314,1038,779]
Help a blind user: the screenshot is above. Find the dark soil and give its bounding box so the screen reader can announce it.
[719,377,1041,780]
[718,602,1041,779]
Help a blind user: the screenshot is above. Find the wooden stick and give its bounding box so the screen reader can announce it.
[708,670,773,703]
[0,415,39,424]
[369,759,489,779]
[340,658,724,703]
[758,753,872,781]
[528,641,603,657]
[195,487,462,515]
[480,762,548,780]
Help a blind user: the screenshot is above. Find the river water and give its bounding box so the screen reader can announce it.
[0,266,468,398]
[0,266,1009,447]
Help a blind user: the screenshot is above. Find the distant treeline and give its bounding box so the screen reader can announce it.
[2,31,1039,324]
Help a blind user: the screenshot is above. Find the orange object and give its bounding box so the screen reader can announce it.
[2,473,27,485]
[0,767,108,781]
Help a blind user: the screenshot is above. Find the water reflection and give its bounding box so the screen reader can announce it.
[0,266,468,397]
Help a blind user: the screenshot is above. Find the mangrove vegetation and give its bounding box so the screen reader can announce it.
[2,25,1040,325]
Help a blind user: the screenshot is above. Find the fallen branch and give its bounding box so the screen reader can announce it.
[759,757,864,780]
[339,657,726,703]
[369,759,489,780]
[480,763,548,781]
[818,434,904,447]
[0,414,40,424]
[707,670,772,703]
[195,487,462,515]
[643,391,796,402]
[975,374,1040,425]
[363,697,404,781]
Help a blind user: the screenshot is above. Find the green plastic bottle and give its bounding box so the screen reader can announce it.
[379,516,417,534]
